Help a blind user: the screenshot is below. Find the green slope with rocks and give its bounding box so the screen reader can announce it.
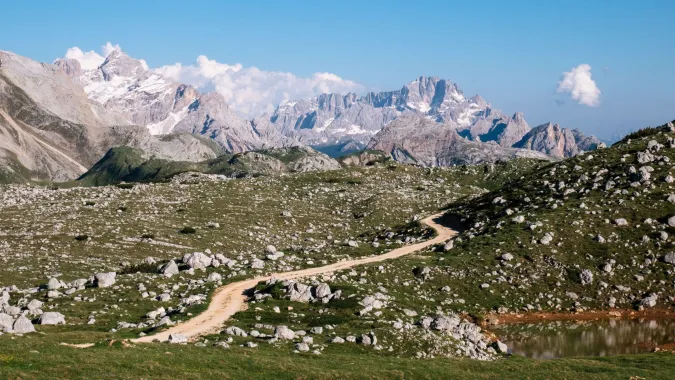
[77,146,343,186]
[1,121,675,379]
[438,120,675,315]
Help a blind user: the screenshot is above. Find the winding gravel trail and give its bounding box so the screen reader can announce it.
[133,213,457,343]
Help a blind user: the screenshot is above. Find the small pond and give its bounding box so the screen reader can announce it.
[492,318,675,359]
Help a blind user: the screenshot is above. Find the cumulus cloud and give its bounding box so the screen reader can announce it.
[556,64,601,107]
[61,42,120,70]
[155,56,363,118]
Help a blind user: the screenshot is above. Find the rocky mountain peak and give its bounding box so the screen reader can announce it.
[174,84,200,110]
[316,93,357,112]
[470,95,488,108]
[512,112,525,123]
[53,58,82,77]
[513,121,597,158]
[100,50,146,81]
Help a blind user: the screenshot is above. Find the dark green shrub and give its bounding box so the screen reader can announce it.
[179,226,197,234]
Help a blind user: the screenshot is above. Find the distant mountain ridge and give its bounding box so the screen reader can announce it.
[55,47,601,161]
[256,76,601,159]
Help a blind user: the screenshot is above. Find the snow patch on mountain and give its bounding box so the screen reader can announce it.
[147,105,191,135]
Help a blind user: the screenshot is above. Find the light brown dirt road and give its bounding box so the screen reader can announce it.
[133,213,457,343]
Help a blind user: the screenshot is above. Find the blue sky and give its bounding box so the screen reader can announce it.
[1,0,673,140]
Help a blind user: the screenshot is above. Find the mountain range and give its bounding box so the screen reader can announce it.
[0,47,604,182]
[0,50,221,182]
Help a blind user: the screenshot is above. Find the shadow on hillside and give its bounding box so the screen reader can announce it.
[434,213,467,234]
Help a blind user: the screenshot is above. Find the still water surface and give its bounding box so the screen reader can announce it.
[492,318,675,359]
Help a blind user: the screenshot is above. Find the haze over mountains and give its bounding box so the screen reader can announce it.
[0,47,604,182]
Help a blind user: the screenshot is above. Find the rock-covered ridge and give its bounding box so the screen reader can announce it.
[442,119,675,317]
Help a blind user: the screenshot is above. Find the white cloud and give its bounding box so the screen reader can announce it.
[556,64,601,107]
[59,44,363,118]
[60,42,121,70]
[155,56,363,118]
[101,42,120,57]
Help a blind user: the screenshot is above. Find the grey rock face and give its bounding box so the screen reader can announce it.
[1,50,128,127]
[274,325,296,340]
[513,122,601,158]
[641,293,658,308]
[12,315,35,334]
[39,312,66,325]
[0,313,13,332]
[360,332,377,346]
[580,269,593,285]
[26,299,43,311]
[53,58,82,77]
[160,260,180,278]
[668,216,675,228]
[94,272,116,288]
[461,112,530,147]
[288,282,313,303]
[47,278,62,290]
[295,342,310,352]
[314,283,332,299]
[664,252,675,265]
[494,341,508,354]
[100,50,146,81]
[183,252,212,270]
[250,258,265,269]
[431,314,461,331]
[367,115,551,166]
[224,326,248,337]
[287,152,342,172]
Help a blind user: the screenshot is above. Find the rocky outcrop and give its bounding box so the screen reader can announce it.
[461,112,531,147]
[367,115,551,166]
[513,122,603,158]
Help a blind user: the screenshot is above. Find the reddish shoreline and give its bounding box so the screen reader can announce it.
[481,308,675,326]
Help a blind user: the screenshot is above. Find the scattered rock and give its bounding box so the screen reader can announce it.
[94,272,116,288]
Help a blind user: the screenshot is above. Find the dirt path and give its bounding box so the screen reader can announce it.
[133,213,457,343]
